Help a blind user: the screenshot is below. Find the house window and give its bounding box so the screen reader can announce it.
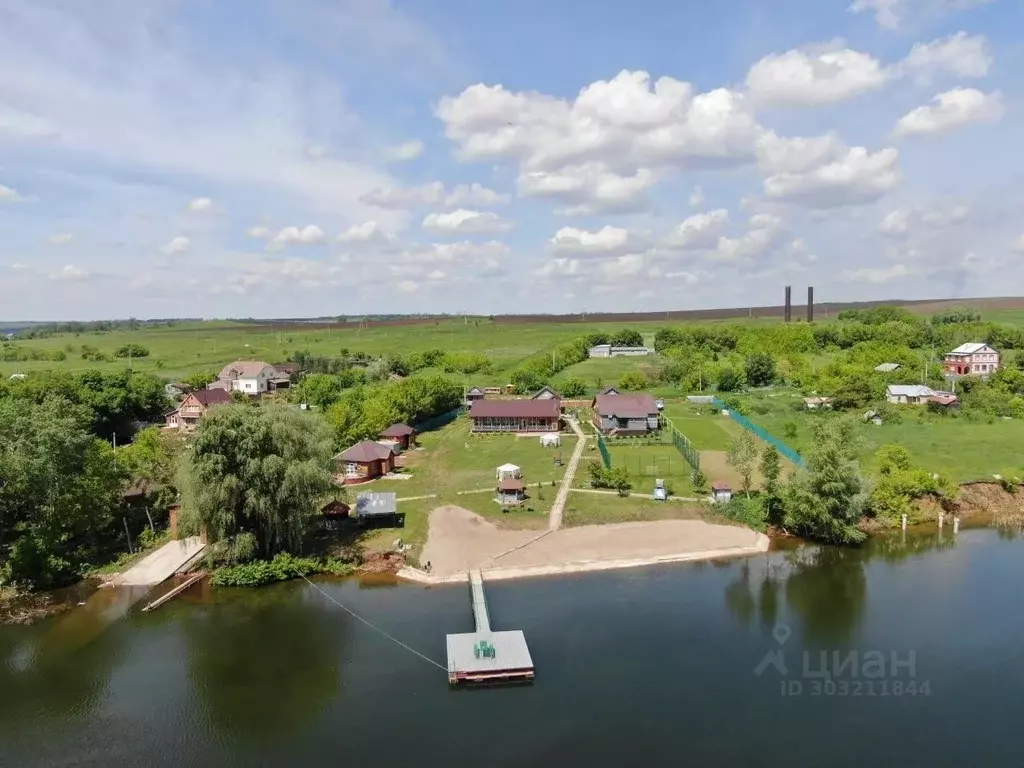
[346,463,359,477]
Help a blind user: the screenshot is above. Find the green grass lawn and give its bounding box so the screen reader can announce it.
[552,355,664,393]
[661,401,744,450]
[562,492,709,527]
[727,390,1024,483]
[356,416,569,557]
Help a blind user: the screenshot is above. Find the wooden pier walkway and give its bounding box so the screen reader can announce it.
[446,569,534,685]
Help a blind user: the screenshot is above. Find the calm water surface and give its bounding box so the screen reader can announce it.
[2,526,1023,767]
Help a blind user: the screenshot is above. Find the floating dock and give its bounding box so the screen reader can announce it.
[446,569,534,685]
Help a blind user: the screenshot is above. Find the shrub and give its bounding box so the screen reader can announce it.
[781,421,798,440]
[561,377,588,397]
[211,553,355,587]
[719,496,767,531]
[618,370,648,391]
[691,469,707,492]
[114,343,150,359]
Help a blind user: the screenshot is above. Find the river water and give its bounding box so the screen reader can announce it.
[2,525,1023,767]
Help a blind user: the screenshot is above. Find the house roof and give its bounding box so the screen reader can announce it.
[928,393,959,405]
[335,440,395,463]
[497,463,521,472]
[592,392,658,419]
[497,478,525,491]
[598,386,620,396]
[531,385,562,400]
[355,492,397,516]
[272,363,301,375]
[380,423,416,437]
[467,386,485,395]
[192,388,233,407]
[219,360,277,379]
[469,398,560,418]
[886,384,934,398]
[875,363,900,372]
[949,343,992,355]
[712,481,731,491]
[321,500,351,517]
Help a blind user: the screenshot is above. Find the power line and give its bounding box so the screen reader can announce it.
[298,573,447,673]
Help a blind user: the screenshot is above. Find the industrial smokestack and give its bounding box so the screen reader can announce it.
[784,286,792,323]
[807,286,814,323]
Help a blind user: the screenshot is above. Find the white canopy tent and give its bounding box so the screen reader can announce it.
[496,463,522,480]
[539,433,561,447]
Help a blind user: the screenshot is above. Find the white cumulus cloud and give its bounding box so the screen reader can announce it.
[746,43,889,107]
[187,196,214,213]
[518,163,656,215]
[337,221,397,244]
[849,0,995,30]
[160,236,191,254]
[763,146,901,207]
[422,209,512,234]
[664,209,730,249]
[397,280,419,293]
[247,225,272,239]
[0,183,30,202]
[361,181,509,209]
[900,32,992,83]
[895,88,1004,137]
[548,226,632,254]
[269,225,326,248]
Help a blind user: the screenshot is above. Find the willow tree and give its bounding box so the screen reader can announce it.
[179,405,337,559]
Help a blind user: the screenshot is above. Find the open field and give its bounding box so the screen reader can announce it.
[725,390,1024,483]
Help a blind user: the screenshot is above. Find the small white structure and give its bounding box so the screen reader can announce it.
[539,433,561,448]
[711,481,732,503]
[803,396,833,410]
[653,479,667,501]
[588,344,652,358]
[496,463,522,481]
[875,363,900,373]
[687,395,715,405]
[885,384,934,405]
[8,373,26,381]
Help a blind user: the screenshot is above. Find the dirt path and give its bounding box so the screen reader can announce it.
[418,505,767,580]
[548,416,587,531]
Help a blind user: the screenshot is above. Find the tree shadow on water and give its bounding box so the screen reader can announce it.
[183,585,349,742]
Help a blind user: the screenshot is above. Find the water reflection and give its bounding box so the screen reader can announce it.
[725,528,961,645]
[183,583,349,741]
[0,586,139,729]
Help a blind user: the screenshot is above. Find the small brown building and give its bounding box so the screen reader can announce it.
[164,388,233,431]
[379,423,417,451]
[469,398,561,433]
[335,441,396,483]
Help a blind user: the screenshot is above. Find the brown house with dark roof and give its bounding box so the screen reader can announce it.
[164,388,233,432]
[469,397,561,433]
[379,423,417,451]
[334,440,396,483]
[592,391,660,435]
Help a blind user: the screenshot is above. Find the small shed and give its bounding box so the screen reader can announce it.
[531,385,562,401]
[379,422,417,451]
[355,492,401,527]
[466,386,486,405]
[539,433,561,448]
[496,478,526,506]
[711,481,732,503]
[335,441,396,482]
[319,500,352,531]
[496,463,522,481]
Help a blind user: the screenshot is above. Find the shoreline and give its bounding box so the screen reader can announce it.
[397,537,769,585]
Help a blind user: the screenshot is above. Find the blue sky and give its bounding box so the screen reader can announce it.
[2,0,1022,320]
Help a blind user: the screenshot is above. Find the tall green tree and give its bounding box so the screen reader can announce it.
[610,328,644,347]
[178,405,337,559]
[727,431,759,496]
[744,353,777,388]
[781,420,867,544]
[760,445,783,526]
[0,397,126,589]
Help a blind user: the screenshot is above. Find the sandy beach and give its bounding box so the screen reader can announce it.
[403,505,769,583]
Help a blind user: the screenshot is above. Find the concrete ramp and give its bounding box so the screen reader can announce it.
[107,536,206,587]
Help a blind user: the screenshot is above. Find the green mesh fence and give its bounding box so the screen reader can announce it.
[597,433,612,468]
[666,420,700,473]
